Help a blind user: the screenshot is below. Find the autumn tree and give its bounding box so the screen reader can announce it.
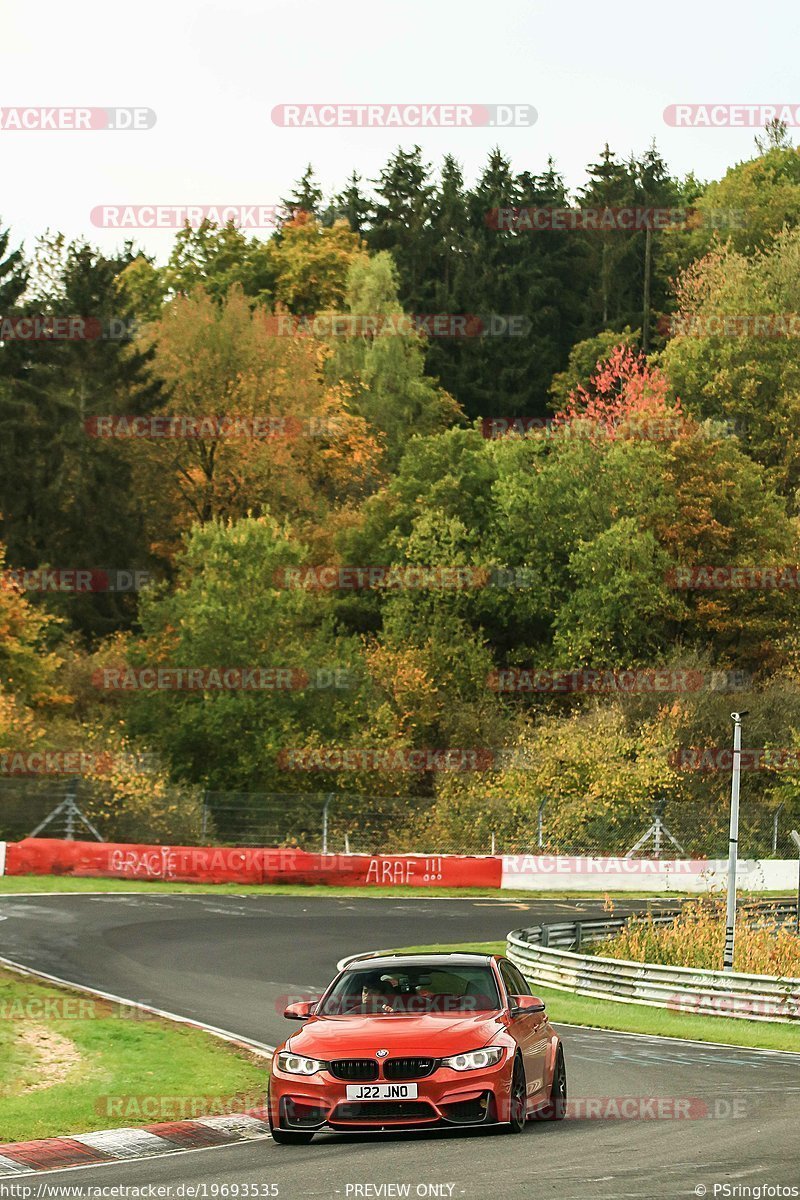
[131,285,383,560]
[268,213,368,315]
[0,544,64,704]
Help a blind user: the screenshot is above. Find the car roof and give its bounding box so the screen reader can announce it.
[342,953,498,970]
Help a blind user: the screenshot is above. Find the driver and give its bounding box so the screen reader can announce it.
[360,974,398,1013]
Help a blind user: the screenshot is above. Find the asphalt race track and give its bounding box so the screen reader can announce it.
[1,893,799,1199]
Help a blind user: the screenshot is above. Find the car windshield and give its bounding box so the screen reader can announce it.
[318,963,501,1015]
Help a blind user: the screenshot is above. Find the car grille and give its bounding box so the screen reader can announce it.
[328,1059,379,1081]
[330,1100,437,1124]
[383,1057,437,1080]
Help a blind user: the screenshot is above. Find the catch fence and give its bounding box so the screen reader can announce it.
[1,778,798,860]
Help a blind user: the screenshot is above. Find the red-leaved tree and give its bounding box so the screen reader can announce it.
[553,344,683,441]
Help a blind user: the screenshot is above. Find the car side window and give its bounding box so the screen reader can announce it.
[500,961,531,1000]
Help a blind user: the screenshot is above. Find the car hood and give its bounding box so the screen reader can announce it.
[286,1011,506,1058]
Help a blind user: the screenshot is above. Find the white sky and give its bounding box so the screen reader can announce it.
[2,0,798,264]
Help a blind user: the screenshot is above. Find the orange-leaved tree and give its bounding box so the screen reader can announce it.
[553,343,683,439]
[132,285,384,561]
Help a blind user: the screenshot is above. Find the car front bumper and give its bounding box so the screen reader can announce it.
[269,1059,514,1132]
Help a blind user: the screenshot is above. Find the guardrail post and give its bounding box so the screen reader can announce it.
[540,924,549,947]
[574,922,583,951]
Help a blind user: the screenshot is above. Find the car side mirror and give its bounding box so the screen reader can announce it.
[511,994,546,1014]
[284,1000,316,1020]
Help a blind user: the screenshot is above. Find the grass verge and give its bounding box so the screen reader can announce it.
[385,942,800,1054]
[0,874,785,901]
[0,968,267,1143]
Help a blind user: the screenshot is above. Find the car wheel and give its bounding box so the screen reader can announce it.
[506,1054,527,1133]
[267,1082,315,1145]
[539,1046,567,1121]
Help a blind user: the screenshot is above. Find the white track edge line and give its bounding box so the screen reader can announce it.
[553,1020,800,1056]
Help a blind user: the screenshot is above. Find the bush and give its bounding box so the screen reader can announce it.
[595,900,800,976]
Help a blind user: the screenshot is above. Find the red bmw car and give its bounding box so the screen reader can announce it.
[268,952,566,1142]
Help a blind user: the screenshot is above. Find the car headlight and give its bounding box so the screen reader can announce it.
[276,1051,328,1075]
[441,1046,504,1071]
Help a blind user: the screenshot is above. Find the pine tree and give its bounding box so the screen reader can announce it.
[632,142,683,349]
[0,222,28,311]
[332,171,373,233]
[281,164,324,219]
[430,155,469,305]
[368,146,436,310]
[0,238,162,636]
[578,144,637,328]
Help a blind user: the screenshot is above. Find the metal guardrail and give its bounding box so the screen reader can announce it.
[507,901,800,1024]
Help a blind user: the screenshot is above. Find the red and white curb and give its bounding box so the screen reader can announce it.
[0,1113,272,1176]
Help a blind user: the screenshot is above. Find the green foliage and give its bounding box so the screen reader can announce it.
[689,144,800,255]
[0,221,28,311]
[125,515,372,792]
[550,518,681,664]
[324,253,462,466]
[417,705,682,853]
[163,220,275,305]
[661,227,800,493]
[80,747,207,844]
[268,214,367,314]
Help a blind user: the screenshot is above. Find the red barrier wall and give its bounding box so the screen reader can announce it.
[4,839,502,888]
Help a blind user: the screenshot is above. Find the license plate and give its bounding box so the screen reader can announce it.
[345,1083,419,1101]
